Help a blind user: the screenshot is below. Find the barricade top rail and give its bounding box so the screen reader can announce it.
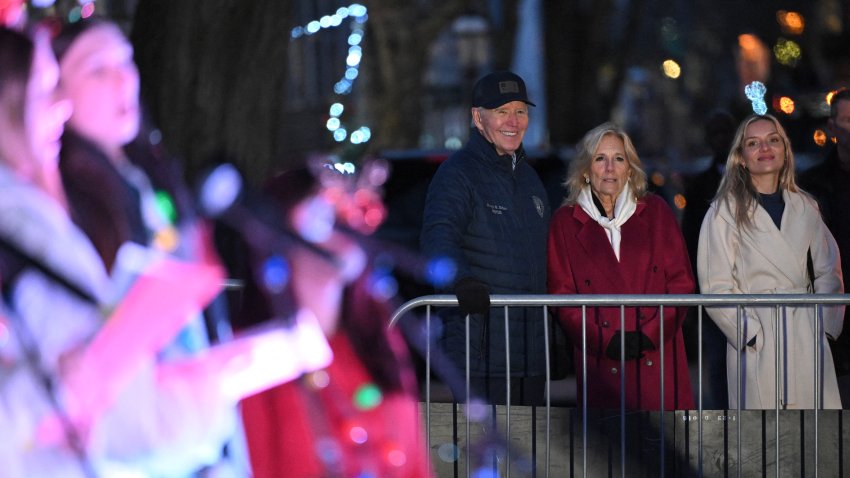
[387,293,850,328]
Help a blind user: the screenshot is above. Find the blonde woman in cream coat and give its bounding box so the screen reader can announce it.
[698,114,844,409]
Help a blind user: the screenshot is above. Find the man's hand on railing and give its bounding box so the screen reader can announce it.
[605,330,655,360]
[453,277,490,316]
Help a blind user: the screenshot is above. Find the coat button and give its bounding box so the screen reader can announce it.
[610,367,618,374]
[585,279,591,287]
[645,359,653,366]
[652,266,658,273]
[601,321,610,327]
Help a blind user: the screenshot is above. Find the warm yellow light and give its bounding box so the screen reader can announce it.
[662,59,681,79]
[813,129,827,147]
[777,10,805,35]
[738,34,762,61]
[773,38,801,66]
[827,90,837,105]
[651,172,665,187]
[779,96,795,114]
[673,194,686,210]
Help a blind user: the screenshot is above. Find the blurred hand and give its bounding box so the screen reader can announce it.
[453,277,490,316]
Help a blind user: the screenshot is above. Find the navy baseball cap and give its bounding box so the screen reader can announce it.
[472,71,536,109]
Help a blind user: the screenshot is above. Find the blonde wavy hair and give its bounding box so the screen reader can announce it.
[562,122,648,205]
[714,114,799,229]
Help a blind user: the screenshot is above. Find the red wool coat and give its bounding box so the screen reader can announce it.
[547,194,695,410]
[240,333,431,478]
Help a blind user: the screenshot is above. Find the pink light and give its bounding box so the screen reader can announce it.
[348,426,368,444]
[81,2,95,18]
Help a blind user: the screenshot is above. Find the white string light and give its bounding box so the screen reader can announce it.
[291,3,371,145]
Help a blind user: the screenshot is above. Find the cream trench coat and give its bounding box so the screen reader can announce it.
[697,189,844,409]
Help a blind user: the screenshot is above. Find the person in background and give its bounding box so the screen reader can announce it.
[420,71,552,406]
[680,109,737,410]
[0,26,236,478]
[547,122,695,410]
[233,166,432,477]
[798,88,850,406]
[698,114,844,409]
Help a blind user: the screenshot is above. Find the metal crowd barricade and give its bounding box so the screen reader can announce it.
[389,293,850,477]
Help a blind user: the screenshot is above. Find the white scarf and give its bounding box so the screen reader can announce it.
[577,183,637,261]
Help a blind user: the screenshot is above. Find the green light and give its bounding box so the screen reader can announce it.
[154,190,178,225]
[68,7,82,23]
[353,383,382,410]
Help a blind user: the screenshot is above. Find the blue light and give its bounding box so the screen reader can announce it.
[426,257,457,287]
[319,15,332,28]
[355,14,368,24]
[350,4,367,18]
[334,129,348,142]
[348,32,362,46]
[358,127,371,142]
[471,468,499,478]
[330,14,343,27]
[336,7,350,18]
[351,130,365,144]
[346,49,362,67]
[334,80,352,94]
[291,26,304,38]
[306,21,321,34]
[326,117,341,131]
[261,255,289,293]
[345,67,359,80]
[329,103,344,117]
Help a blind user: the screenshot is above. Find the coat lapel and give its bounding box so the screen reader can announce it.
[572,202,648,293]
[740,191,813,286]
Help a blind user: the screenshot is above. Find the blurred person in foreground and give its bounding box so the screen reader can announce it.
[52,17,204,282]
[0,26,237,477]
[798,88,850,405]
[420,71,552,406]
[51,18,249,474]
[233,165,432,477]
[233,165,431,477]
[680,109,737,410]
[547,122,695,410]
[698,114,844,409]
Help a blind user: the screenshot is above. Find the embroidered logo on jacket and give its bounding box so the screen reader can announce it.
[532,196,545,218]
[487,203,507,215]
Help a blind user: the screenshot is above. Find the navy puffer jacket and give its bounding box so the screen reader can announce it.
[421,128,551,377]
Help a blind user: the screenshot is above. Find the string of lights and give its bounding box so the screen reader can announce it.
[291,3,372,145]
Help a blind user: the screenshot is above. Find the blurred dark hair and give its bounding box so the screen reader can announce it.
[51,16,112,63]
[0,27,34,125]
[227,167,414,396]
[831,88,850,119]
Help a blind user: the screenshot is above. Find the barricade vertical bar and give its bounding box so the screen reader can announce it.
[426,305,432,456]
[581,305,588,478]
[504,305,511,477]
[697,306,704,477]
[620,304,626,478]
[659,305,665,478]
[543,305,551,478]
[814,304,820,477]
[774,305,780,478]
[465,312,471,478]
[736,305,743,478]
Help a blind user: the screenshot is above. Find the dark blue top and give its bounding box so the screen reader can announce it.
[759,190,785,229]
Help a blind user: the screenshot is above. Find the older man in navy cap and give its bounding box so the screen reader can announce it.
[421,71,552,406]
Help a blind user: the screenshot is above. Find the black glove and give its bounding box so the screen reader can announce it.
[453,277,490,316]
[605,330,656,360]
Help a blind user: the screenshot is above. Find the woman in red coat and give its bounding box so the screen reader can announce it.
[230,166,432,477]
[547,123,695,410]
